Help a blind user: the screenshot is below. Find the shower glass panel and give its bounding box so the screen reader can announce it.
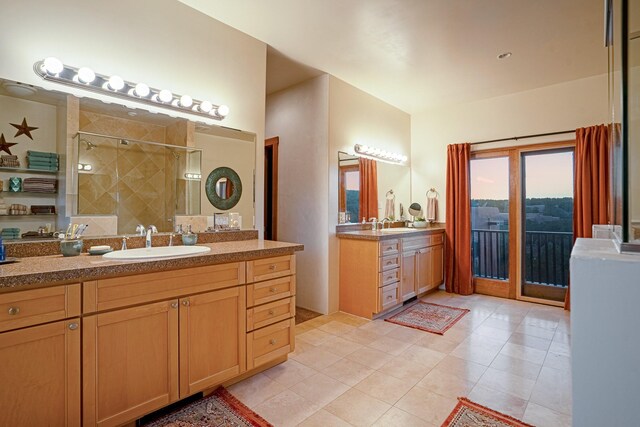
[75,133,202,234]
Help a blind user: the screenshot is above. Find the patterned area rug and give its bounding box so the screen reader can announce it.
[385,301,469,335]
[442,397,534,427]
[142,387,272,427]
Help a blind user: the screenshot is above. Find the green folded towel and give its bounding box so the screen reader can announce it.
[27,151,58,158]
[28,160,59,166]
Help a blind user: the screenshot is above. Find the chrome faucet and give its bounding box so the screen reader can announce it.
[146,225,157,248]
[369,217,378,231]
[380,218,390,230]
[135,224,145,236]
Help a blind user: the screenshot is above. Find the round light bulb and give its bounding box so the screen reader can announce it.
[43,57,64,75]
[401,155,408,162]
[84,164,92,171]
[158,89,173,103]
[199,101,213,113]
[134,83,150,97]
[179,95,193,108]
[77,67,95,83]
[217,105,230,117]
[108,75,125,91]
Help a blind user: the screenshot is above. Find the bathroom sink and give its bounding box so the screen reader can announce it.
[378,227,417,233]
[102,245,211,260]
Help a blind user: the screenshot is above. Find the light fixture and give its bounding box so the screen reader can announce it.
[33,58,229,121]
[497,52,512,59]
[184,172,201,180]
[77,163,92,171]
[353,144,407,164]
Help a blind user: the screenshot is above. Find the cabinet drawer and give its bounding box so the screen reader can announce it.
[247,255,295,282]
[247,318,295,370]
[379,268,400,287]
[379,240,400,256]
[378,282,400,312]
[247,275,296,307]
[402,236,428,251]
[247,296,295,332]
[380,254,400,272]
[0,284,80,333]
[430,233,444,246]
[84,262,245,313]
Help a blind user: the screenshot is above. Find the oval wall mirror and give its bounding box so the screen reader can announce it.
[205,166,242,210]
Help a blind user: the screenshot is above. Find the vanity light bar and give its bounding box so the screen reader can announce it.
[354,144,408,164]
[34,57,229,121]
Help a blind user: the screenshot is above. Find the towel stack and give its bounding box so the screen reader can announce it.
[27,151,59,171]
[0,155,20,168]
[0,197,6,215]
[23,177,57,193]
[9,204,28,215]
[1,228,20,240]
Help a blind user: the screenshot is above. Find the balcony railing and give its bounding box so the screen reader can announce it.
[472,229,573,287]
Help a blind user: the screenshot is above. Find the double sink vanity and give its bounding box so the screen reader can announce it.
[0,236,302,427]
[338,225,445,319]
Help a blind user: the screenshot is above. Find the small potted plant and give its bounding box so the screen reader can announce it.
[413,216,427,228]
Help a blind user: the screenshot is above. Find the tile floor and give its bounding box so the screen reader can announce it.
[229,291,572,427]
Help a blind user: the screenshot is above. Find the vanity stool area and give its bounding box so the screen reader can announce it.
[0,240,302,427]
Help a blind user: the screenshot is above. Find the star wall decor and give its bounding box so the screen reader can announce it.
[10,117,38,140]
[0,134,17,155]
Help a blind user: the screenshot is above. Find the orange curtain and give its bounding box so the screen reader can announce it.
[566,124,610,310]
[358,158,378,221]
[445,143,473,295]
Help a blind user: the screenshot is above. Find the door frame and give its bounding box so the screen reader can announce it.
[471,140,575,305]
[264,137,279,240]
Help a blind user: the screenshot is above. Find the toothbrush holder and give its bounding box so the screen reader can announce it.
[182,233,198,246]
[60,239,83,257]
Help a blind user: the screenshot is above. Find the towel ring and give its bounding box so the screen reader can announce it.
[427,188,439,199]
[386,189,395,200]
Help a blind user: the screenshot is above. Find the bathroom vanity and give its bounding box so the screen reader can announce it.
[0,239,302,427]
[337,226,444,319]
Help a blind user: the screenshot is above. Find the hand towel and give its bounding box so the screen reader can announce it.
[384,198,395,220]
[426,197,438,222]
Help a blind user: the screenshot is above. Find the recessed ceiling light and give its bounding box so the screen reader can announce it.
[497,52,512,60]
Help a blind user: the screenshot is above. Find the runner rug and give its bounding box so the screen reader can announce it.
[442,397,535,427]
[385,301,469,335]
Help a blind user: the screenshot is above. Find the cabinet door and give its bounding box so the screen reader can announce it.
[0,319,80,427]
[401,251,417,301]
[416,247,431,295]
[179,287,246,397]
[429,244,444,289]
[83,300,179,427]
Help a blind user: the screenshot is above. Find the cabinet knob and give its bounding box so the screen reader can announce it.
[268,309,275,315]
[269,339,277,345]
[386,295,393,300]
[171,302,178,309]
[182,300,190,306]
[269,287,278,293]
[68,322,78,330]
[269,264,277,270]
[7,306,19,316]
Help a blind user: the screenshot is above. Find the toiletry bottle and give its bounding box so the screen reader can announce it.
[0,236,5,261]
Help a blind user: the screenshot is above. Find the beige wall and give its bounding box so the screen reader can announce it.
[266,75,330,313]
[0,0,267,236]
[411,73,609,219]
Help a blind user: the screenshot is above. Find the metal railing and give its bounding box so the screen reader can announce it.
[472,229,573,287]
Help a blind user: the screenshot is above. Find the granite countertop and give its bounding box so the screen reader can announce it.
[337,224,445,241]
[0,239,304,291]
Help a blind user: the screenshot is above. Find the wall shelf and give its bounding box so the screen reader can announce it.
[0,167,58,174]
[0,213,57,217]
[1,191,57,196]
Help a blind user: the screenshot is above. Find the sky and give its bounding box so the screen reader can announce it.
[471,151,574,199]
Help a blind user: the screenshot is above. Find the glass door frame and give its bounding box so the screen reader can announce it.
[471,140,575,306]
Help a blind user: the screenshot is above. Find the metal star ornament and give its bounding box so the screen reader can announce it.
[10,117,38,140]
[0,134,17,155]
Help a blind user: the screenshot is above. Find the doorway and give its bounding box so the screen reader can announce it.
[264,137,279,240]
[470,142,574,305]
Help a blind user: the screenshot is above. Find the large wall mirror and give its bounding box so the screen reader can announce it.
[337,151,411,223]
[0,77,256,240]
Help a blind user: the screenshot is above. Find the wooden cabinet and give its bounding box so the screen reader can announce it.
[401,250,417,301]
[417,244,444,294]
[179,287,246,397]
[83,300,179,427]
[247,318,295,370]
[0,318,80,427]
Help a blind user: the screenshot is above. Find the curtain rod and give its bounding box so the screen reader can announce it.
[470,129,575,145]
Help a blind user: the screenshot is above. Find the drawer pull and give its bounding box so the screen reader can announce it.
[7,306,19,316]
[269,287,278,293]
[269,264,277,270]
[386,276,394,281]
[269,339,277,345]
[171,302,178,309]
[386,246,393,251]
[386,295,393,300]
[268,310,275,315]
[182,300,190,307]
[68,322,79,330]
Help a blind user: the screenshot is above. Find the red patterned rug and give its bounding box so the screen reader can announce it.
[385,301,469,335]
[142,387,272,427]
[442,397,534,427]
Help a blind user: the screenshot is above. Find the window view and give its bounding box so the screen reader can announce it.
[521,149,573,301]
[470,157,510,280]
[343,170,359,223]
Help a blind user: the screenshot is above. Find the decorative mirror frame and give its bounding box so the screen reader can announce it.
[205,166,242,210]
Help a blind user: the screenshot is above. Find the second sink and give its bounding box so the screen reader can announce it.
[103,245,211,260]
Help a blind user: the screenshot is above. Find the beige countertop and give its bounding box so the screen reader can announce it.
[0,239,303,291]
[336,225,445,241]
